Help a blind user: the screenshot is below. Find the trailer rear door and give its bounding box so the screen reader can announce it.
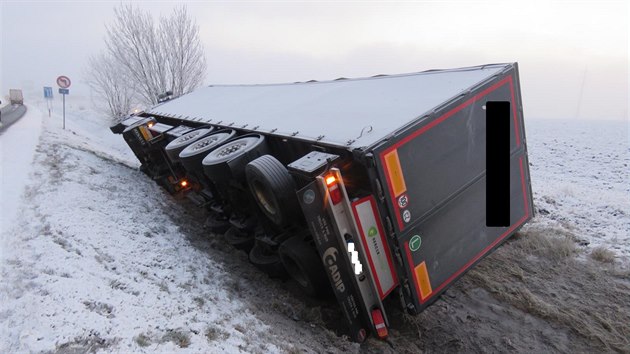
[373,64,534,311]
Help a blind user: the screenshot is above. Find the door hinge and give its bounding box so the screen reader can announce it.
[375,178,385,202]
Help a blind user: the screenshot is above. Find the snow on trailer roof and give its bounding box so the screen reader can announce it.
[147,63,511,149]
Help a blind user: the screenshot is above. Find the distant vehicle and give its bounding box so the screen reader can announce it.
[157,90,173,103]
[111,63,534,342]
[9,89,23,105]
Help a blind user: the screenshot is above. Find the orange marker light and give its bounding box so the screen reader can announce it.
[147,122,154,128]
[180,180,188,187]
[325,175,336,186]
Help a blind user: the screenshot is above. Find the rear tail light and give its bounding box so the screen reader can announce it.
[371,308,388,339]
[325,174,342,205]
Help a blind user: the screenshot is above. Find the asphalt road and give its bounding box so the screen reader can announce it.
[0,104,27,133]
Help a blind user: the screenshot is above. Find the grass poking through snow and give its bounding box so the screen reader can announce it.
[590,246,616,263]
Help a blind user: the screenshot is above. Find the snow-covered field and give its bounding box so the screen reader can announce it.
[1,98,628,353]
[525,118,630,261]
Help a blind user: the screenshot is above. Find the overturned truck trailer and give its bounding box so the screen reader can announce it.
[112,63,534,342]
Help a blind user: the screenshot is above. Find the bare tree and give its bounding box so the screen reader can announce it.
[160,6,207,97]
[87,4,207,118]
[106,4,207,104]
[105,4,165,105]
[85,53,135,122]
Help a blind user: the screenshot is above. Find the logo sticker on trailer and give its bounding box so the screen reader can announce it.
[302,189,315,205]
[351,196,399,300]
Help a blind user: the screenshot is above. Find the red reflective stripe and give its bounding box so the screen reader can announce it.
[519,158,530,213]
[509,75,521,147]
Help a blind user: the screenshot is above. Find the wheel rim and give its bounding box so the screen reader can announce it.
[203,136,261,165]
[180,131,234,159]
[216,140,248,157]
[191,136,219,151]
[252,180,277,216]
[167,128,212,149]
[176,130,202,144]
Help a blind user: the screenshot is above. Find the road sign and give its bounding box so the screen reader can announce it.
[56,76,71,88]
[58,87,69,129]
[44,86,53,99]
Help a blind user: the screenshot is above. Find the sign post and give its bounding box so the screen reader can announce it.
[56,76,71,129]
[43,86,53,117]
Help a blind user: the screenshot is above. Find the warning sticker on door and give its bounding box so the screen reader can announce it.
[402,210,411,223]
[398,194,409,208]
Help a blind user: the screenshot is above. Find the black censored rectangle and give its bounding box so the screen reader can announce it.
[486,101,510,227]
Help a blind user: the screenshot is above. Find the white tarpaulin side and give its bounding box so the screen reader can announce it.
[147,64,509,149]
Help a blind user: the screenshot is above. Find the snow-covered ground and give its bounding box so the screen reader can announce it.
[525,118,630,261]
[1,100,356,353]
[0,97,628,353]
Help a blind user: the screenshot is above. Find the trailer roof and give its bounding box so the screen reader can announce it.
[147,63,511,149]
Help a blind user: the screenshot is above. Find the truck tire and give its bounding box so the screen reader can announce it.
[165,127,214,163]
[245,155,299,227]
[179,130,236,175]
[279,236,330,297]
[204,212,230,234]
[202,135,267,183]
[249,240,287,279]
[224,226,255,251]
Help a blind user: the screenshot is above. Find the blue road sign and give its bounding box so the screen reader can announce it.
[58,88,69,95]
[44,86,53,99]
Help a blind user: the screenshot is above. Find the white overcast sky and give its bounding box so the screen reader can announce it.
[0,0,628,120]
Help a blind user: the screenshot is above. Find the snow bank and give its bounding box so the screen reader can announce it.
[1,104,42,242]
